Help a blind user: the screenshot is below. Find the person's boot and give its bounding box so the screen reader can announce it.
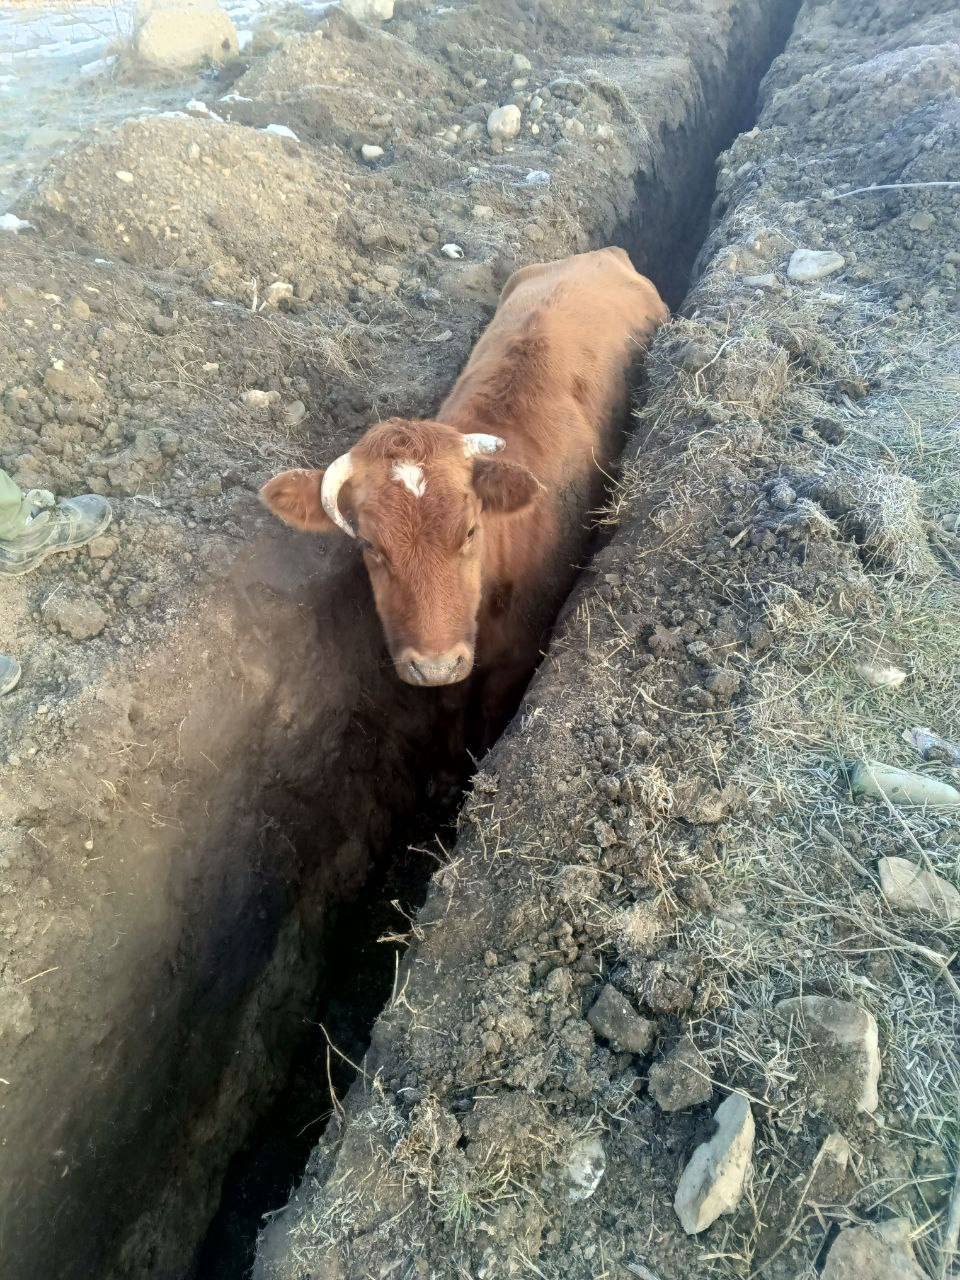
[0,654,21,695]
[0,491,112,577]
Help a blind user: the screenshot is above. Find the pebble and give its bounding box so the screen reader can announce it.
[777,995,880,1115]
[565,1135,606,1202]
[340,0,394,20]
[441,243,464,260]
[360,144,385,163]
[261,124,299,141]
[649,1037,713,1111]
[674,1093,754,1234]
[0,213,33,233]
[586,984,655,1054]
[487,104,521,141]
[878,857,960,924]
[241,389,278,409]
[849,761,960,807]
[69,297,92,321]
[282,400,307,428]
[787,248,846,282]
[115,170,135,184]
[909,212,934,232]
[562,117,585,138]
[87,535,118,560]
[44,361,102,402]
[264,281,294,308]
[471,205,494,220]
[512,52,532,72]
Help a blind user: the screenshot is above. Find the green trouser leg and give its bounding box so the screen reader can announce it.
[0,470,31,540]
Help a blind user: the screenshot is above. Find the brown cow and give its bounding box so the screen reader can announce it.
[261,247,667,730]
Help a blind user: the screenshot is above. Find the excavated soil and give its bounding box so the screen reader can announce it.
[0,2,810,1279]
[252,3,960,1280]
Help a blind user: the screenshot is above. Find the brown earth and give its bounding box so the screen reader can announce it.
[252,2,960,1279]
[0,2,807,1278]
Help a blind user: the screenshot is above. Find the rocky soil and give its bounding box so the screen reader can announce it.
[253,2,960,1279]
[0,2,805,1278]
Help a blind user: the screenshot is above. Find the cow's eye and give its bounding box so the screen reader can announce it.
[465,525,477,542]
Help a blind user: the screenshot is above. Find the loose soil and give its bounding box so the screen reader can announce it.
[0,2,804,1278]
[251,2,960,1280]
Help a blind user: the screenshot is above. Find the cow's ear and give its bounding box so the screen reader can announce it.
[260,468,340,533]
[472,458,542,515]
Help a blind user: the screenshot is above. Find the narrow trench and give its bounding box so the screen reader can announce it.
[189,8,801,1275]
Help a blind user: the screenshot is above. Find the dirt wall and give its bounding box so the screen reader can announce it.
[0,2,799,1277]
[253,2,960,1279]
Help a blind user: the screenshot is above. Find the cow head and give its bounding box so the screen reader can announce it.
[260,419,541,686]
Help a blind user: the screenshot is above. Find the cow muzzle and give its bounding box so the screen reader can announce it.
[396,644,474,687]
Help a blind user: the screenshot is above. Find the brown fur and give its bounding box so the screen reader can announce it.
[261,247,668,711]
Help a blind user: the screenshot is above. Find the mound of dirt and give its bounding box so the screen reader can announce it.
[253,2,960,1279]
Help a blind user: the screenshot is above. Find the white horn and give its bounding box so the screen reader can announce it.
[463,433,506,457]
[320,451,356,537]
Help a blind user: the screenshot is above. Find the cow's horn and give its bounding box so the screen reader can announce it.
[320,451,356,536]
[463,433,506,457]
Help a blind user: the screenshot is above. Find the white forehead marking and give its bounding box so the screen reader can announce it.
[391,460,427,498]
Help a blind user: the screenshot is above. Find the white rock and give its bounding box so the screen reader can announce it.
[115,171,135,184]
[879,857,960,924]
[360,144,384,163]
[487,104,521,141]
[787,248,846,282]
[855,661,907,689]
[512,53,532,72]
[135,0,238,70]
[822,1217,928,1280]
[777,996,880,1114]
[441,243,464,260]
[242,389,278,409]
[565,1135,606,1202]
[340,0,394,20]
[264,281,294,309]
[261,124,299,141]
[0,213,32,233]
[850,761,960,808]
[674,1093,754,1234]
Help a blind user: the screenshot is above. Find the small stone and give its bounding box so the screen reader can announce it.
[281,400,307,428]
[565,1135,605,1202]
[441,243,464,260]
[909,212,934,232]
[360,144,385,163]
[743,273,779,290]
[562,117,585,138]
[41,593,108,640]
[69,297,92,321]
[242,389,277,409]
[115,170,135,184]
[674,1093,754,1234]
[471,205,494,220]
[264,281,294,308]
[649,1037,713,1112]
[87,535,119,560]
[487,104,521,141]
[134,0,238,70]
[523,223,545,243]
[777,996,880,1115]
[808,1132,851,1201]
[822,1217,927,1280]
[878,857,960,924]
[149,311,178,335]
[855,661,907,689]
[587,984,655,1054]
[787,249,845,283]
[512,52,532,72]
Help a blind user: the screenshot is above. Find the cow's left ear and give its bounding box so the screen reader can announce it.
[472,458,542,515]
[259,468,338,532]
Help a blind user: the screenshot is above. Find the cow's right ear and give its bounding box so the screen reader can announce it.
[259,468,339,533]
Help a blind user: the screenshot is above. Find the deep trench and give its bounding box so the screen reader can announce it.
[183,9,800,1276]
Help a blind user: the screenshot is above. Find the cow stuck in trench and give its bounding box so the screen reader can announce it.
[261,247,668,737]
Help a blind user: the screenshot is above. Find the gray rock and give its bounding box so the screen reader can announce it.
[649,1037,713,1111]
[777,996,880,1114]
[878,857,960,924]
[822,1217,928,1280]
[487,104,521,141]
[41,593,108,640]
[674,1093,754,1234]
[587,984,655,1054]
[512,53,532,73]
[787,248,846,282]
